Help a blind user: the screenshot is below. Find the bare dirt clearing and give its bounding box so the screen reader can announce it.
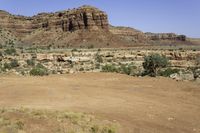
[0,73,200,133]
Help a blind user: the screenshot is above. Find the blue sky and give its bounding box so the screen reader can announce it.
[0,0,199,38]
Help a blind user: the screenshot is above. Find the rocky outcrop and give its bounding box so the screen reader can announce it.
[145,33,186,41]
[0,5,109,38]
[32,5,108,31]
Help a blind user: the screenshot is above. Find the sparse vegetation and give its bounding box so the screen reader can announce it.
[3,62,12,70]
[96,54,103,63]
[195,55,200,66]
[79,67,84,71]
[3,59,19,70]
[0,108,118,133]
[88,44,94,49]
[10,59,20,68]
[102,63,138,76]
[0,63,4,72]
[189,66,200,79]
[0,44,3,49]
[143,54,169,77]
[4,48,17,55]
[71,48,78,52]
[0,47,199,79]
[159,68,180,77]
[102,64,119,73]
[26,59,35,66]
[0,51,3,56]
[120,64,137,75]
[30,63,49,76]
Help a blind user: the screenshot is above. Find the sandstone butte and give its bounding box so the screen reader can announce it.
[0,5,198,48]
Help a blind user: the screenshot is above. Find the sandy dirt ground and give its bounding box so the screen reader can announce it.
[0,73,200,133]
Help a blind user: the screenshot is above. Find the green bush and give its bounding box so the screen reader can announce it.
[79,67,84,71]
[3,62,12,70]
[10,59,19,68]
[0,51,2,56]
[143,54,169,77]
[4,48,17,55]
[0,63,5,72]
[102,63,138,76]
[3,59,19,70]
[102,64,119,73]
[95,63,100,69]
[159,68,180,77]
[120,64,136,75]
[71,48,78,52]
[26,59,35,66]
[30,63,49,76]
[88,44,94,49]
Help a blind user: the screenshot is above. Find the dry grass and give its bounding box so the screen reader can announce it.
[0,108,118,133]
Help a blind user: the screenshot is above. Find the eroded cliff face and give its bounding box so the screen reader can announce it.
[32,6,108,32]
[0,6,108,38]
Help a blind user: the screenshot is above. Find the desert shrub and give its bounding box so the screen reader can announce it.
[3,62,12,70]
[30,63,49,76]
[96,54,103,63]
[189,67,200,79]
[95,63,100,69]
[4,48,17,55]
[159,68,180,77]
[102,126,116,133]
[102,63,138,76]
[26,59,35,66]
[10,59,19,68]
[3,59,19,70]
[79,67,84,71]
[0,63,5,72]
[0,51,3,56]
[120,64,136,75]
[143,54,169,77]
[15,120,24,130]
[195,56,200,66]
[91,125,99,133]
[21,71,25,75]
[88,44,94,49]
[102,64,119,73]
[71,48,78,52]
